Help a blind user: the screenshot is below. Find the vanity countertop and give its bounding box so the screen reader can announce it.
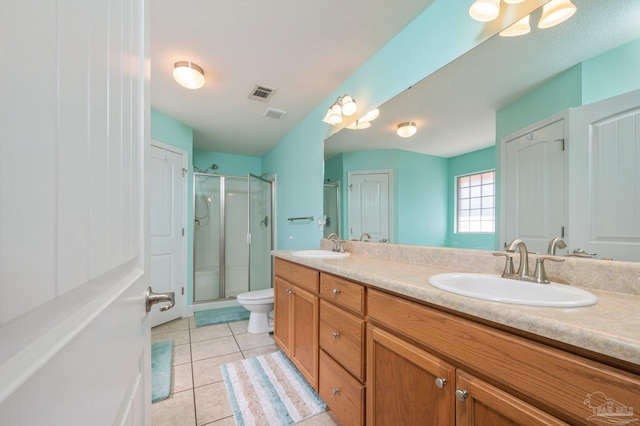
[273,250,640,367]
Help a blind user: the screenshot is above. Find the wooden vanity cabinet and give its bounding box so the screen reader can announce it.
[273,259,319,389]
[318,273,366,426]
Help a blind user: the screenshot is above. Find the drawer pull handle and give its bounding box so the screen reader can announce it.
[455,389,468,401]
[332,331,340,338]
[435,377,447,388]
[332,288,341,295]
[332,388,340,395]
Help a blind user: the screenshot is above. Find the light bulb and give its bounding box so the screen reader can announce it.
[538,0,577,29]
[500,14,531,37]
[341,95,357,116]
[469,0,500,22]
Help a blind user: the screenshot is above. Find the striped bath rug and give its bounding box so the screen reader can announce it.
[220,351,328,425]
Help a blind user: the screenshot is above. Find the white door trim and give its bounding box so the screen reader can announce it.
[347,169,393,243]
[150,139,188,322]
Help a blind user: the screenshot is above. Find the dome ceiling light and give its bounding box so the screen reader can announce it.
[173,61,205,90]
[396,122,417,138]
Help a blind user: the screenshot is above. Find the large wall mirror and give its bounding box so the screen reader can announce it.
[324,0,640,260]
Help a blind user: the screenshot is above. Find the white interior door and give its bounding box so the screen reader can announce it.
[503,119,566,254]
[150,142,186,327]
[569,89,640,261]
[0,0,151,424]
[348,171,390,242]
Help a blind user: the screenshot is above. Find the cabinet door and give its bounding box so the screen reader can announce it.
[291,284,319,390]
[456,371,568,426]
[367,325,455,426]
[273,277,292,354]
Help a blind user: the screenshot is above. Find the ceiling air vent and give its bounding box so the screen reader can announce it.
[263,108,287,120]
[249,85,276,102]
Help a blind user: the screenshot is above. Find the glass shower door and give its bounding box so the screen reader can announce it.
[193,174,222,302]
[248,174,273,292]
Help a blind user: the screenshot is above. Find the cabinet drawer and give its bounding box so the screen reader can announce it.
[319,350,365,426]
[320,273,365,314]
[275,258,319,293]
[319,300,365,381]
[368,289,640,425]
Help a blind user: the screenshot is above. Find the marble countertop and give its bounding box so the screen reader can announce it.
[273,250,640,366]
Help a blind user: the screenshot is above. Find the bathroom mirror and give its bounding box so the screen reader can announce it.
[324,0,640,256]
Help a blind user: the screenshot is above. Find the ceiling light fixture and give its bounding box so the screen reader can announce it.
[322,94,359,125]
[499,14,530,37]
[470,0,577,37]
[346,108,381,130]
[469,0,501,22]
[173,61,205,89]
[397,122,417,138]
[538,0,577,29]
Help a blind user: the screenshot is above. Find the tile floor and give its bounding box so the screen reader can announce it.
[151,316,341,425]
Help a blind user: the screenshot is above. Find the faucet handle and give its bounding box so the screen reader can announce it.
[532,256,565,284]
[492,252,515,277]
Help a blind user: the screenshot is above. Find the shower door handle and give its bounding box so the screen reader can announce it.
[145,287,175,313]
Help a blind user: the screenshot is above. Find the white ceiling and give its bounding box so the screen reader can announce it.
[325,0,640,159]
[150,0,435,157]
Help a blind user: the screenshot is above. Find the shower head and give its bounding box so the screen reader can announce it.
[210,163,219,170]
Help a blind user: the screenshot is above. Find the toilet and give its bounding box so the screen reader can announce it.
[236,288,274,333]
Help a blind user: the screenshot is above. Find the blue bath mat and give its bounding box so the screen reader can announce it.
[195,305,250,327]
[151,340,173,403]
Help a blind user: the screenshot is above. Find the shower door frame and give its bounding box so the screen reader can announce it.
[193,172,274,303]
[248,173,275,292]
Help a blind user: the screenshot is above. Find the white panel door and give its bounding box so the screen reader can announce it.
[150,143,186,327]
[569,89,640,261]
[504,119,566,255]
[348,171,390,242]
[0,0,151,424]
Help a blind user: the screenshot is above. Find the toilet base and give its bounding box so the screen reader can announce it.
[247,311,274,334]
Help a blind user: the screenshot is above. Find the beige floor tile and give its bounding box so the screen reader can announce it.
[295,410,341,425]
[152,318,190,335]
[234,331,275,351]
[173,363,194,393]
[189,315,197,329]
[151,389,196,426]
[202,416,236,425]
[174,343,192,365]
[190,323,232,342]
[228,320,249,335]
[192,352,244,387]
[152,329,191,346]
[194,382,233,425]
[242,343,280,359]
[191,335,240,361]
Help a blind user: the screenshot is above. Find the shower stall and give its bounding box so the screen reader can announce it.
[193,172,274,303]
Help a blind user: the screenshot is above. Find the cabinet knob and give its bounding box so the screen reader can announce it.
[332,331,340,338]
[455,389,468,401]
[332,288,341,295]
[286,288,293,295]
[434,377,447,388]
[332,388,340,395]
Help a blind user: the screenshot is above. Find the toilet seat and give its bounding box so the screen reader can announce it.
[237,288,274,304]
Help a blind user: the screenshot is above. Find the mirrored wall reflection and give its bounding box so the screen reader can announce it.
[193,173,273,303]
[323,181,340,238]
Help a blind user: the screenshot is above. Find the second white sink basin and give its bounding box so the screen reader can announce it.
[291,250,350,259]
[429,273,597,307]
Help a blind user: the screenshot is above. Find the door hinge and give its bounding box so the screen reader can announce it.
[182,287,184,295]
[182,168,188,177]
[561,226,565,238]
[557,138,565,151]
[182,228,185,236]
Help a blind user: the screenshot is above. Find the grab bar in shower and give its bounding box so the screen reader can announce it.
[288,215,314,222]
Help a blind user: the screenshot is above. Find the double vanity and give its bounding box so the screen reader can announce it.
[273,241,640,426]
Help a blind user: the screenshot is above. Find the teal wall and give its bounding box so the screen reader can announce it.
[446,146,496,250]
[263,0,545,250]
[150,109,195,303]
[193,150,262,176]
[582,38,640,104]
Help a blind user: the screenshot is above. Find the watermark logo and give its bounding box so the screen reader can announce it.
[584,392,638,424]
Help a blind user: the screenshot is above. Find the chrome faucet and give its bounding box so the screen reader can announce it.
[359,232,371,242]
[547,237,567,255]
[327,233,344,252]
[494,239,565,284]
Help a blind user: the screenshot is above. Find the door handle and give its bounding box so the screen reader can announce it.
[145,287,175,313]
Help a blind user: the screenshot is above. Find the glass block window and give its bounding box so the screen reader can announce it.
[456,170,495,233]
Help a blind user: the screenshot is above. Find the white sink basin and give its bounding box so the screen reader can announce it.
[428,273,597,307]
[291,250,350,259]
